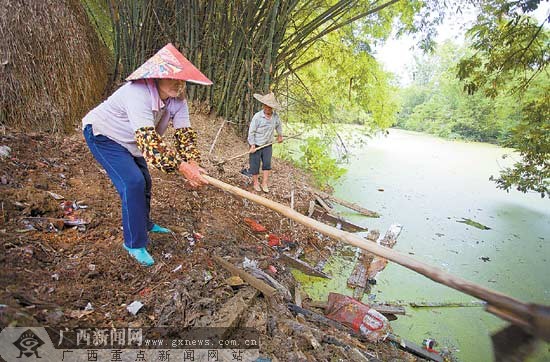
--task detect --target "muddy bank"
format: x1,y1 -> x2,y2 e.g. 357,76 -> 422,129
0,111 -> 423,361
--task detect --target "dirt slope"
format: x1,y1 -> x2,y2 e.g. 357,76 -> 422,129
0,110 -> 415,361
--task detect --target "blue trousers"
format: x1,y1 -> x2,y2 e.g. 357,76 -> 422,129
83,125 -> 153,248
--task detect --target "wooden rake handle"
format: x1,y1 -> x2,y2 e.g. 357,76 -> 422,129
202,174 -> 550,341
215,133 -> 303,166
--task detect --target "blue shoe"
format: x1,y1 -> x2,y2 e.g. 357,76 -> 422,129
123,245 -> 154,266
149,224 -> 171,234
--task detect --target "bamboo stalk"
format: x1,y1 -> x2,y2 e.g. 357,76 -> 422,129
209,119 -> 227,155
312,188 -> 379,218
101,0 -> 411,129
203,175 -> 550,340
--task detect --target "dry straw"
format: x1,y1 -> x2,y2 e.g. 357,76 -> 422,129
0,0 -> 110,133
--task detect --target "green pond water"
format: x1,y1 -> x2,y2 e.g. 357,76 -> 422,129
277,127 -> 549,361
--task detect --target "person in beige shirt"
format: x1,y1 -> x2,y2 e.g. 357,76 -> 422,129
247,92 -> 283,193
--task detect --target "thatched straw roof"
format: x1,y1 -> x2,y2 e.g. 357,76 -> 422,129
0,0 -> 110,133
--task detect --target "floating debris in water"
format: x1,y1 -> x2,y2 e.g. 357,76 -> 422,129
457,218 -> 491,230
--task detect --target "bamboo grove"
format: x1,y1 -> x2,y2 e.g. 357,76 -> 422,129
91,0 -> 407,132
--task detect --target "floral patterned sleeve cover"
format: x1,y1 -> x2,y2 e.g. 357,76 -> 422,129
174,127 -> 201,164
135,127 -> 201,173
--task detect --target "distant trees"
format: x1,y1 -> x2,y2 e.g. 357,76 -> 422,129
397,1 -> 549,197
457,0 -> 549,197
397,41 -> 521,144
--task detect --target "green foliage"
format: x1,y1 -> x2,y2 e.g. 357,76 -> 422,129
81,0 -> 113,51
457,2 -> 548,96
490,96 -> 550,197
455,1 -> 549,196
397,41 -> 522,143
285,29 -> 398,133
296,137 -> 347,187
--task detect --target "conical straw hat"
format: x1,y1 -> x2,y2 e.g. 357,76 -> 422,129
253,92 -> 281,110
126,43 -> 213,85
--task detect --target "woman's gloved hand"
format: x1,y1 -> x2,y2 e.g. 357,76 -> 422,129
178,160 -> 209,188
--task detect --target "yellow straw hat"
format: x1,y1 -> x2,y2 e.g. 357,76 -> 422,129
253,92 -> 281,110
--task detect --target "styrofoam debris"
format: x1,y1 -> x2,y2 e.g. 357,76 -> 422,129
127,301 -> 144,316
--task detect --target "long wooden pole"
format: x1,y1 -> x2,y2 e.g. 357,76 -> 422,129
203,175 -> 550,341
216,142 -> 274,166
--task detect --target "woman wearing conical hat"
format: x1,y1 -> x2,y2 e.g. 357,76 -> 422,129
247,92 -> 284,193
82,43 -> 211,266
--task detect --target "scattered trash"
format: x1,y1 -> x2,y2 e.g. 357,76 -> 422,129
457,218 -> 491,230
280,235 -> 297,249
75,201 -> 88,209
47,191 -> 65,200
68,309 -> 93,319
64,218 -> 88,226
17,220 -> 37,233
51,273 -> 59,281
377,188 -> 384,192
267,234 -> 281,247
46,222 -> 61,233
172,265 -> 183,273
367,257 -> 389,279
480,256 -> 491,262
127,301 -> 144,316
422,338 -> 438,353
22,246 -> 33,257
325,292 -> 391,343
267,265 -> 277,274
60,200 -> 88,216
242,257 -> 258,270
243,259 -> 291,299
279,253 -> 331,279
138,288 -> 152,297
163,252 -> 173,259
87,264 -> 96,271
0,145 -> 11,159
20,217 -> 88,232
203,270 -> 213,284
226,276 -> 245,288
182,232 -> 201,246
61,200 -> 74,215
244,218 -> 267,232
84,302 -> 93,311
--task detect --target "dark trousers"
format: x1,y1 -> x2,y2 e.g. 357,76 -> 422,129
83,125 -> 153,248
249,145 -> 273,175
